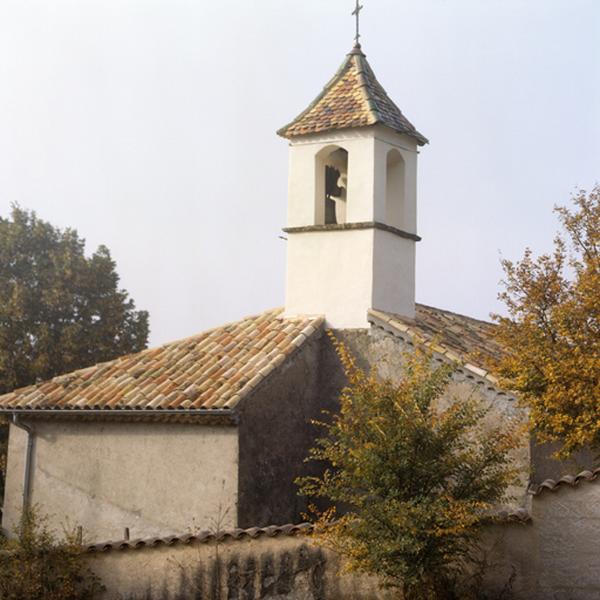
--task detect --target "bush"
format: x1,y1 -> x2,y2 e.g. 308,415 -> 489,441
297,338 -> 520,600
0,509 -> 103,600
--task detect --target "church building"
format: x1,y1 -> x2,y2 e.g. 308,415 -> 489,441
0,40 -> 529,543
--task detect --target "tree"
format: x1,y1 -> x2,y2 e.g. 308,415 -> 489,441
0,508 -> 103,600
492,186 -> 600,457
0,205 -> 149,394
0,205 -> 149,500
297,338 -> 518,600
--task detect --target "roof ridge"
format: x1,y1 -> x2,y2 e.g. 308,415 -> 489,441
278,47 -> 427,143
0,310 -> 325,412
353,53 -> 383,124
416,303 -> 496,328
367,306 -> 505,389
276,51 -> 355,138
0,308 -> 284,402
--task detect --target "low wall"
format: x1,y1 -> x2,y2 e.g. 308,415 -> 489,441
86,525 -> 394,600
528,471 -> 600,600
84,475 -> 600,600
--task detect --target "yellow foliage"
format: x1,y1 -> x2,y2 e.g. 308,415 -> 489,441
298,336 -> 520,600
492,186 -> 600,457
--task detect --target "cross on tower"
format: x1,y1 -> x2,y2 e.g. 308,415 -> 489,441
352,0 -> 364,46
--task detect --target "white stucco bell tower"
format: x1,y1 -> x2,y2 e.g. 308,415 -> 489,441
278,44 -> 428,329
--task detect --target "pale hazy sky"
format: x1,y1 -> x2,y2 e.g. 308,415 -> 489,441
0,0 -> 598,346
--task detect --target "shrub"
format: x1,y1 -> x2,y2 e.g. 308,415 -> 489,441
297,338 -> 520,600
0,508 -> 103,600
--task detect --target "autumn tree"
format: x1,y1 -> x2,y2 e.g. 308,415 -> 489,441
0,205 -> 149,394
297,339 -> 518,600
493,186 -> 600,457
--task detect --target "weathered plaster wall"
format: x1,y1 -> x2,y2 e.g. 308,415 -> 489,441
530,439 -> 597,484
237,333 -> 330,528
477,480 -> 600,599
86,533 -> 395,600
530,482 -> 600,600
84,480 -> 600,600
320,327 -> 531,504
3,420 -> 238,540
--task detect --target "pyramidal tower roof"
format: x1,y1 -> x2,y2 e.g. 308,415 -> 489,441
278,44 -> 428,145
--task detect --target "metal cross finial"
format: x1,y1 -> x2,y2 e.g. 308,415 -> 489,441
352,0 -> 364,46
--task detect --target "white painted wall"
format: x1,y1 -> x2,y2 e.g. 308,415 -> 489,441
284,228 -> 375,328
285,126 -> 420,327
3,420 -> 239,541
372,228 -> 416,318
284,228 -> 416,328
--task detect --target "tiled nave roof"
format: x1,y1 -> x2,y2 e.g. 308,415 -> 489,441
0,303 -> 503,414
278,44 -> 428,144
369,304 -> 505,386
0,309 -> 324,413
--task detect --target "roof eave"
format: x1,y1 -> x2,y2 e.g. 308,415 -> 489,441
0,407 -> 239,425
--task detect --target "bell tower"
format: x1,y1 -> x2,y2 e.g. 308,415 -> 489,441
278,42 -> 427,328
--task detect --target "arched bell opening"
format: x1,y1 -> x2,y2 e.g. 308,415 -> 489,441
315,145 -> 349,225
385,149 -> 406,230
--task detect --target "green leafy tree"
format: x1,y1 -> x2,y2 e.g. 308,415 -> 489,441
298,337 -> 519,600
492,186 -> 600,457
0,508 -> 103,600
0,205 -> 149,499
0,205 -> 149,394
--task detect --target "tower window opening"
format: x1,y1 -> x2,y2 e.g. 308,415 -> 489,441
325,166 -> 342,224
315,146 -> 348,225
385,149 -> 405,230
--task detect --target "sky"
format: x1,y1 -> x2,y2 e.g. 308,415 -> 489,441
0,0 -> 598,346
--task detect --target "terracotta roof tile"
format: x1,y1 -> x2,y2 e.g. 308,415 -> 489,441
85,523 -> 315,554
369,303 -> 505,386
0,309 -> 324,413
528,467 -> 600,496
83,507 -> 530,554
278,45 -> 427,145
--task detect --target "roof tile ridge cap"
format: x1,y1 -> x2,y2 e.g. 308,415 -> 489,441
299,315 -> 326,337
492,506 -> 532,523
225,317 -> 323,409
353,53 -> 384,124
193,307 -> 282,335
529,466 -> 600,496
368,309 -> 502,387
416,302 -> 497,328
349,53 -> 429,145
355,55 -> 417,131
368,309 -> 423,340
84,523 -> 314,553
0,308 -> 284,402
277,54 -> 354,137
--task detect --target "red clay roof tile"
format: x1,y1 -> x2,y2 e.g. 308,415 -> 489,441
278,45 -> 427,144
0,309 -> 324,413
